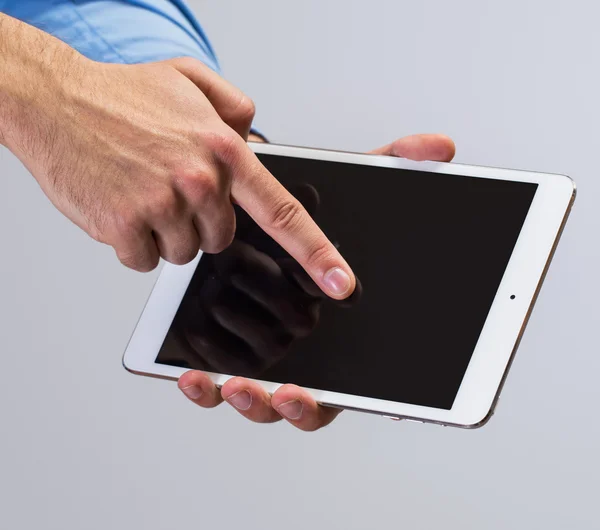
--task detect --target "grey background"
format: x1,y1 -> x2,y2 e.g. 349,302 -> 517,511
1,0 -> 598,528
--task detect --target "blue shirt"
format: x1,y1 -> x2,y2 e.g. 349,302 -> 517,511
0,0 -> 220,71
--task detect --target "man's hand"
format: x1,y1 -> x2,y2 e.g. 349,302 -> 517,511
0,14 -> 354,299
178,133 -> 456,431
0,14 -> 456,431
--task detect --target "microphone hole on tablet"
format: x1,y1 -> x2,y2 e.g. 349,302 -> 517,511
510,295 -> 516,300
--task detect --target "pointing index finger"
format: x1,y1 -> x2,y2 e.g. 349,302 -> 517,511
230,149 -> 356,300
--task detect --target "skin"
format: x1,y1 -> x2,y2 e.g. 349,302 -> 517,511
0,13 -> 455,431
179,135 -> 456,431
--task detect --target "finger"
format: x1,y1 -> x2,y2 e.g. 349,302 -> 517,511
167,57 -> 255,140
371,134 -> 456,162
221,377 -> 282,423
275,255 -> 363,308
178,370 -> 224,408
238,182 -> 322,266
193,198 -> 236,254
271,384 -> 342,431
229,149 -> 356,301
242,182 -> 321,261
152,218 -> 201,265
112,224 -> 160,272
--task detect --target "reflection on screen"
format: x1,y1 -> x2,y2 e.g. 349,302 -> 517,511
156,154 -> 537,410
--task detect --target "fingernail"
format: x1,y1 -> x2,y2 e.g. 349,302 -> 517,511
227,390 -> 252,411
323,267 -> 352,297
181,385 -> 203,400
278,400 -> 304,420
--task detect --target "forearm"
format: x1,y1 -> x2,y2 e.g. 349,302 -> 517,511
0,13 -> 80,153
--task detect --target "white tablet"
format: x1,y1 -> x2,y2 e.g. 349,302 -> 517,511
123,143 -> 575,428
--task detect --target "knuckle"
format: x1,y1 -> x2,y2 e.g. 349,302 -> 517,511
201,130 -> 240,163
206,235 -> 233,255
203,220 -> 235,254
110,207 -> 143,239
117,253 -> 139,270
235,94 -> 256,123
142,255 -> 160,272
117,249 -> 153,272
168,244 -> 200,265
267,199 -> 303,233
304,240 -> 333,270
178,168 -> 219,205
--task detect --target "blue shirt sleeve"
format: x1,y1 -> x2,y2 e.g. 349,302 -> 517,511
0,0 -> 221,70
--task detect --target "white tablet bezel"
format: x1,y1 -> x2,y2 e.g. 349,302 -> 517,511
123,143 -> 575,428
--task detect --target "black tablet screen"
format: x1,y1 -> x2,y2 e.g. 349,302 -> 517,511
155,153 -> 537,410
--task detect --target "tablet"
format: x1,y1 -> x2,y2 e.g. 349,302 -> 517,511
123,142 -> 575,428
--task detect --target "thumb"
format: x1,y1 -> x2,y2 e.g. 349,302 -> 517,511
166,57 -> 256,140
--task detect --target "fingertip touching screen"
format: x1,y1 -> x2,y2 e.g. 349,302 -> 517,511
156,154 -> 538,410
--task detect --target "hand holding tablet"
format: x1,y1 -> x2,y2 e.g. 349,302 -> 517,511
124,137 -> 574,430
